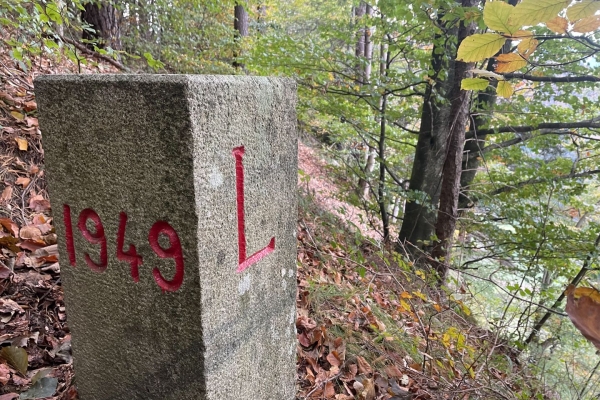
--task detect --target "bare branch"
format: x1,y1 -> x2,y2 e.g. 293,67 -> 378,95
503,73 -> 600,83
469,118 -> 600,138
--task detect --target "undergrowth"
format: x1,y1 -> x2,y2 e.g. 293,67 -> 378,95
295,173 -> 551,399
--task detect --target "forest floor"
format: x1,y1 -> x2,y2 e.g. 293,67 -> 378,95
0,48 -> 544,400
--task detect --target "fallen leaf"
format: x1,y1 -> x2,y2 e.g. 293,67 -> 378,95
19,225 -> 42,241
10,111 -> 24,120
327,351 -> 341,367
25,117 -> 38,127
18,377 -> 58,399
384,364 -> 403,378
1,186 -> 13,203
0,218 -> 19,237
23,100 -> 37,112
28,195 -> 51,212
356,356 -> 372,375
0,346 -> 28,374
0,394 -> 19,400
0,261 -> 12,279
15,137 -> 28,151
0,363 -> 9,385
15,177 -> 30,188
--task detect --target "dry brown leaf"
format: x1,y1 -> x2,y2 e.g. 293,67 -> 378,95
0,261 -> 12,279
566,285 -> 600,350
327,351 -> 341,367
0,218 -> 19,237
15,177 -> 30,188
356,356 -> 372,375
384,364 -> 403,378
19,225 -> 42,241
28,195 -> 51,212
23,100 -> 37,112
1,186 -> 13,203
356,378 -> 375,400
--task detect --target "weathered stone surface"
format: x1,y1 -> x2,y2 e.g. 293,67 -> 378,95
35,75 -> 297,400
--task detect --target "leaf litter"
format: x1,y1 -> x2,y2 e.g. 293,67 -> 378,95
0,42 -> 118,400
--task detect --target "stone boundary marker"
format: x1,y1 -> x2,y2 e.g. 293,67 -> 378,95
35,75 -> 297,400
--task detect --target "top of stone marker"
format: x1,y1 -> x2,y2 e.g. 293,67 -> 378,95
34,74 -> 296,87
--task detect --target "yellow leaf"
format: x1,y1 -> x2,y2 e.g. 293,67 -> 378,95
510,30 -> 534,39
572,15 -> 600,33
433,303 -> 442,312
468,366 -> 475,379
457,33 -> 506,62
400,291 -> 413,299
442,333 -> 451,348
518,38 -> 539,59
15,137 -> 28,151
546,16 -> 569,33
495,53 -> 527,73
400,300 -> 412,312
10,111 -> 24,120
497,81 -> 514,98
412,291 -> 427,301
461,78 -> 490,91
415,270 -> 425,280
509,0 -> 570,27
483,1 -> 519,34
567,0 -> 600,22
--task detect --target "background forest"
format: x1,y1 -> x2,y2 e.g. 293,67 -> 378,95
1,0 -> 600,399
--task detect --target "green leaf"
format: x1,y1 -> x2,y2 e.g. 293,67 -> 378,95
509,0 -> 570,27
457,33 -> 506,62
46,3 -> 63,25
143,52 -> 165,70
483,1 -> 519,34
567,0 -> 600,22
0,346 -> 28,374
461,78 -> 490,91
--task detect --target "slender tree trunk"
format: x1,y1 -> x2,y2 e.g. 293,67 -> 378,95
233,1 -> 249,69
430,0 -> 479,282
363,4 -> 374,84
354,2 -> 366,82
355,3 -> 375,198
81,1 -> 121,50
377,45 -> 391,242
459,0 -> 518,210
358,148 -> 376,198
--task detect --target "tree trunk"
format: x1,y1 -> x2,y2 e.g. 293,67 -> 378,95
355,3 -> 375,198
430,0 -> 479,282
81,2 -> 121,50
458,0 -> 518,210
397,20 -> 459,250
358,147 -> 376,198
233,2 -> 249,69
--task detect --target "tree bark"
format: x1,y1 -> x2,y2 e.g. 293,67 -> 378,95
397,17 -> 459,249
81,1 -> 121,50
233,1 -> 249,69
430,0 -> 479,281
